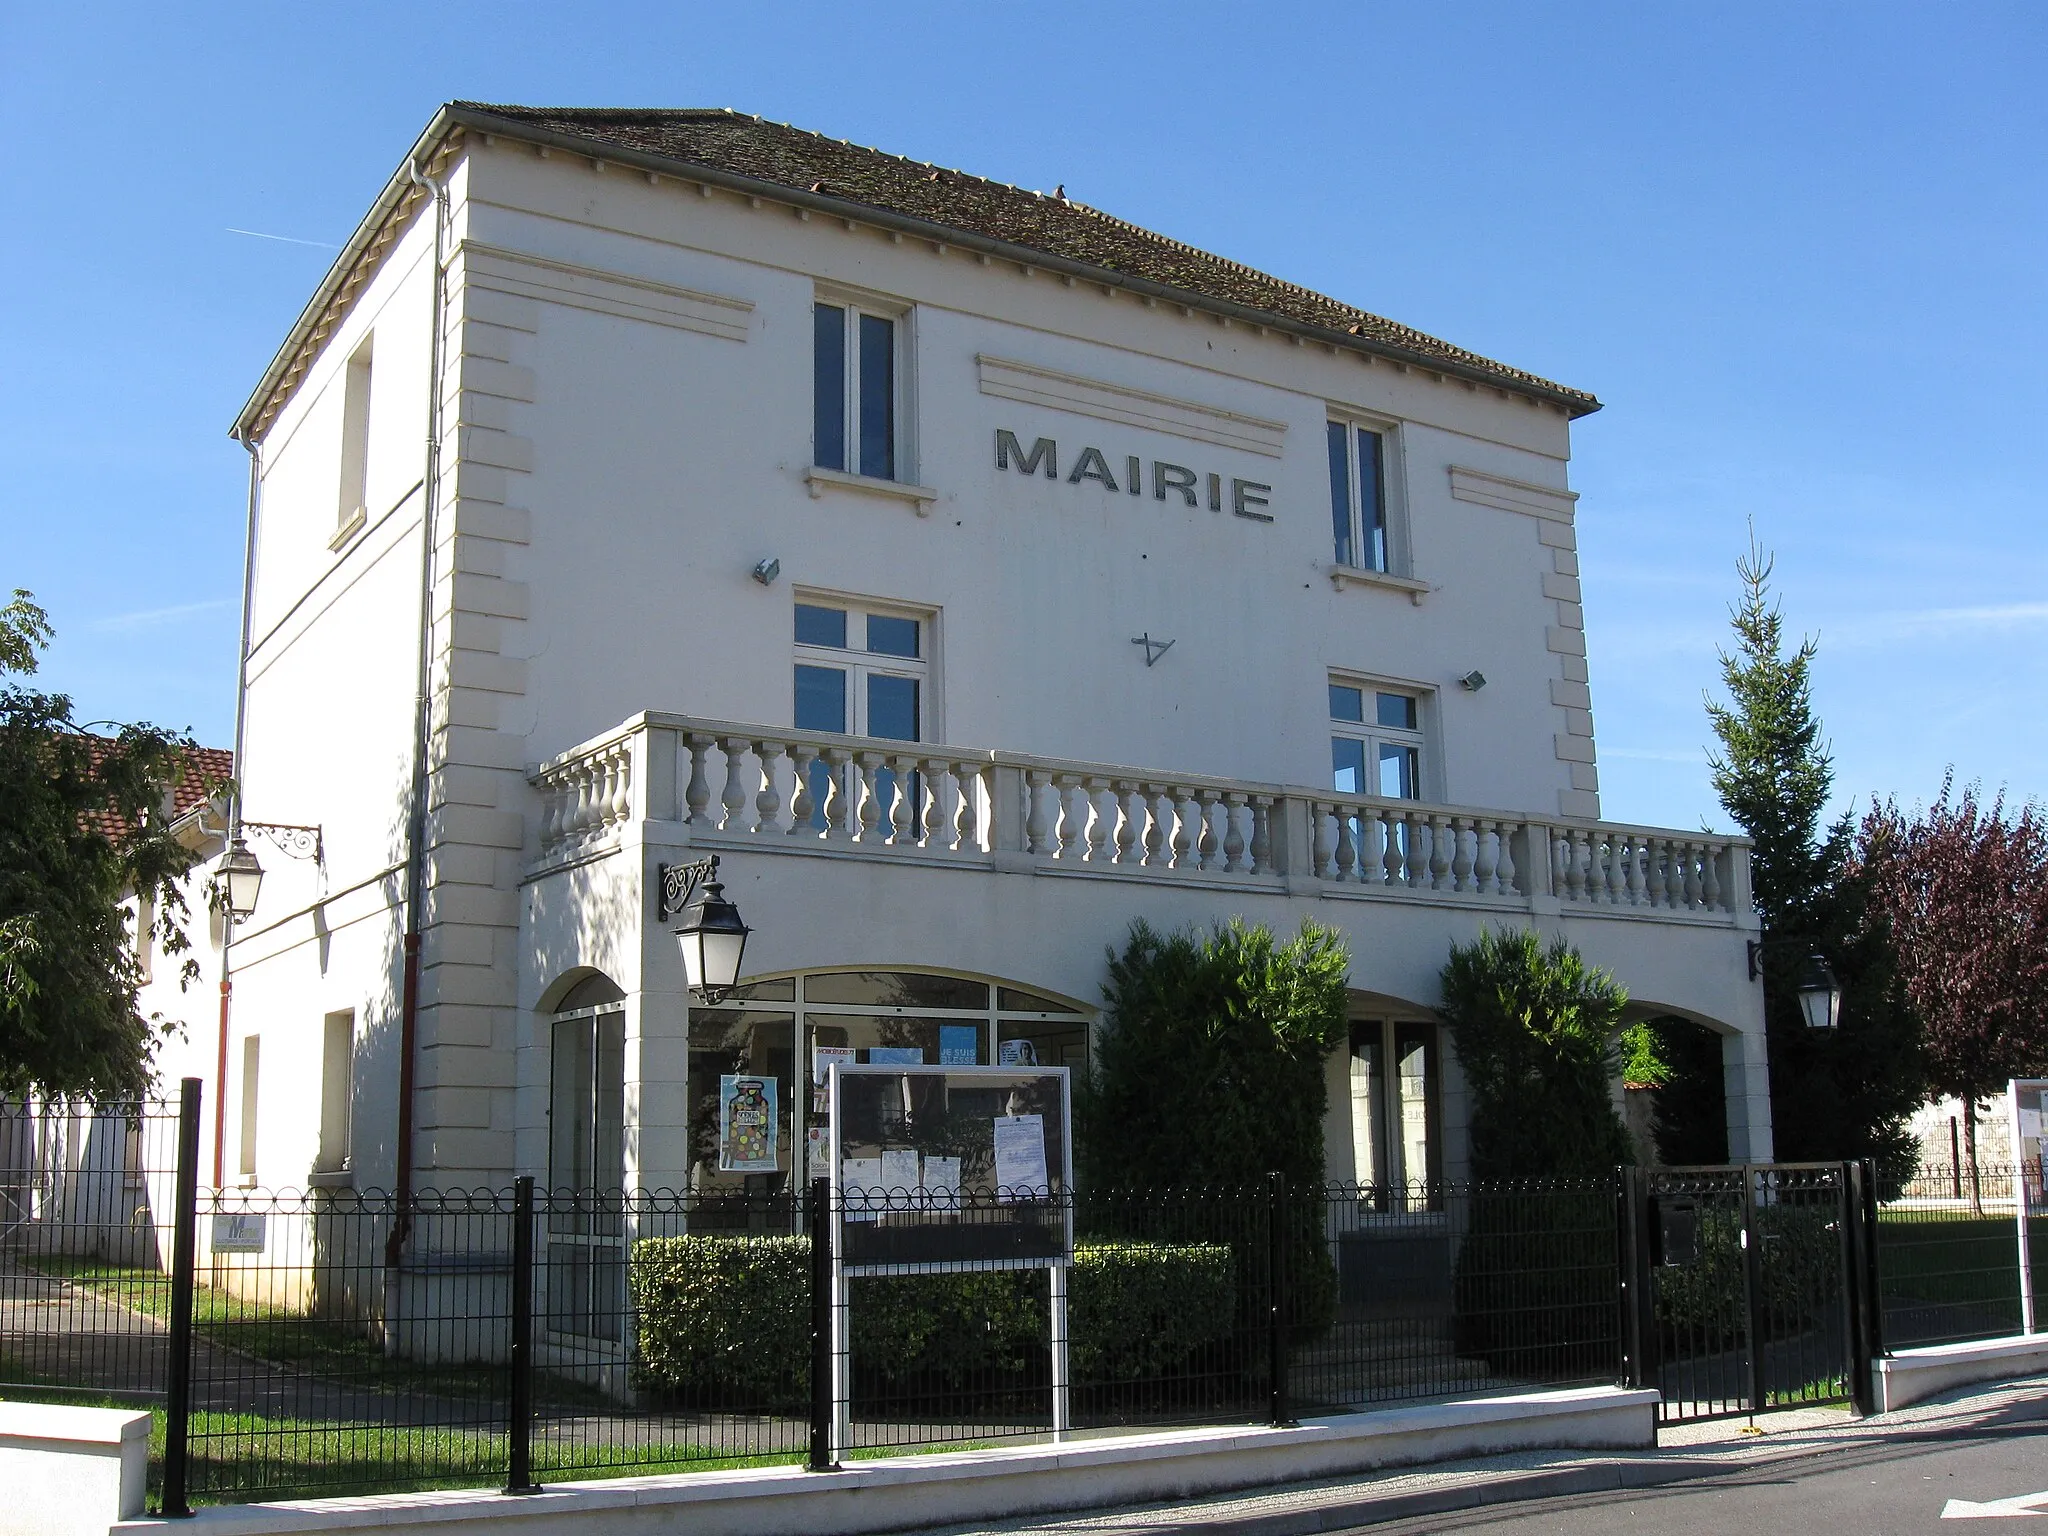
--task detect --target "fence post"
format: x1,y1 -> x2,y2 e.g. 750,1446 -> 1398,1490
1740,1164 -> 1766,1414
505,1175 -> 539,1492
1266,1171 -> 1293,1428
808,1177 -> 836,1470
1616,1167 -> 1641,1389
159,1077 -> 201,1518
1838,1161 -> 1875,1416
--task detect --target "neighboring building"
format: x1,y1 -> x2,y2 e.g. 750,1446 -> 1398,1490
213,103 -> 1771,1264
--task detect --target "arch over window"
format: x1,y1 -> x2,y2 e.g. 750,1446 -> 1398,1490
552,971 -> 625,1014
685,968 -> 1092,1205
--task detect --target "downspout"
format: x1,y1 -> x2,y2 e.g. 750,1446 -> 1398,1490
386,151 -> 449,1266
219,434 -> 262,1187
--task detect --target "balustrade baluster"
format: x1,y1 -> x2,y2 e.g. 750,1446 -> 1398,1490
1249,797 -> 1273,874
1312,802 -> 1337,880
1171,790 -> 1197,869
1083,780 -> 1111,863
1332,805 -> 1357,883
1222,794 -> 1247,873
788,744 -> 817,835
822,748 -> 851,840
683,736 -> 714,828
886,753 -> 916,844
1450,817 -> 1474,891
1645,838 -> 1668,906
1700,843 -> 1722,910
921,758 -> 948,848
1142,786 -> 1168,867
1113,783 -> 1141,865
1019,768 -> 1048,855
1428,814 -> 1453,890
854,754 -> 884,842
1496,822 -> 1519,895
1053,775 -> 1083,860
1681,842 -> 1704,908
954,761 -> 981,851
753,743 -> 784,834
1194,789 -> 1220,869
717,738 -> 749,832
1472,821 -> 1497,894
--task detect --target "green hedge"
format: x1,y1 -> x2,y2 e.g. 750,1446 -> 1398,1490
1653,1202 -> 1841,1338
630,1236 -> 1235,1408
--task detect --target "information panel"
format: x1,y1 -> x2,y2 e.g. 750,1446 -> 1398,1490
2011,1078 -> 2048,1334
827,1064 -> 1072,1274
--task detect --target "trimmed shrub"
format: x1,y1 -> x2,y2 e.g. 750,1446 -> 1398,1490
630,1235 -> 1235,1407
629,1234 -> 808,1409
1653,1201 -> 1841,1340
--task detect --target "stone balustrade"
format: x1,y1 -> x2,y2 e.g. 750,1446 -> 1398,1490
530,715 -> 1751,923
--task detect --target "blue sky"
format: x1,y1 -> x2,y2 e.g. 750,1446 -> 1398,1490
2,3 -> 2041,834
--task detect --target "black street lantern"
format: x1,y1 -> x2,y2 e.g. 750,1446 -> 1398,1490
661,856 -> 751,1001
1794,951 -> 1843,1032
218,836 -> 265,923
1747,939 -> 1843,1031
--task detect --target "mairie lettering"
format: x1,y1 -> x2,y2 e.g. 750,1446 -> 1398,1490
994,429 -> 1272,522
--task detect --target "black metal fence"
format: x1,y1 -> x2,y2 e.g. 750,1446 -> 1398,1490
6,1084 -> 2043,1511
1874,1165 -> 2046,1349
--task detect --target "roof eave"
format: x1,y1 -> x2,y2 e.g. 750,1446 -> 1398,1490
444,106 -> 1601,419
229,107 -> 464,443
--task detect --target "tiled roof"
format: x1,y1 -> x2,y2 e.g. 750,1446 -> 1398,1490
76,738 -> 233,843
451,104 -> 1599,415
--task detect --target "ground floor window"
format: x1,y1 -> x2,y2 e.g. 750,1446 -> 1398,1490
686,970 -> 1088,1216
1348,1017 -> 1442,1207
547,974 -> 625,1340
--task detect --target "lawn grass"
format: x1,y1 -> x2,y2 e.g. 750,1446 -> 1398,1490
22,1256 -> 608,1406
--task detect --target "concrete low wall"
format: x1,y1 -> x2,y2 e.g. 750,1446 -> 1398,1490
0,1402 -> 152,1536
1874,1333 -> 2048,1414
110,1386 -> 1656,1536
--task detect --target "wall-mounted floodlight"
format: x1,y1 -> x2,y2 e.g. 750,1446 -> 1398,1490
752,557 -> 782,586
1458,670 -> 1488,692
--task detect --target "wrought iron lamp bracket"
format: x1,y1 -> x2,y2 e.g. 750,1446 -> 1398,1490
657,856 -> 720,922
241,821 -> 324,866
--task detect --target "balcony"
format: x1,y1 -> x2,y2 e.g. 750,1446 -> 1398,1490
528,714 -> 1752,926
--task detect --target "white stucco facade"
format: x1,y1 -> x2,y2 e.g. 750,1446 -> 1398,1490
210,107 -> 1771,1211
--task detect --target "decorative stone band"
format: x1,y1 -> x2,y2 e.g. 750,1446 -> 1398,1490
530,715 -> 1750,921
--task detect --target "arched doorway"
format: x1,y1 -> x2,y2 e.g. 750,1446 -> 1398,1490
546,970 -> 625,1340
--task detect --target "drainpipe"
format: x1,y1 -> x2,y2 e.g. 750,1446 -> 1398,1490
218,434 -> 262,1187
386,150 -> 449,1267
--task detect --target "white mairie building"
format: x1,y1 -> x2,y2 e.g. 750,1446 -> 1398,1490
217,103 -> 1770,1286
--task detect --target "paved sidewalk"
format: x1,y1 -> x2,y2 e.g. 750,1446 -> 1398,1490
925,1375 -> 2048,1535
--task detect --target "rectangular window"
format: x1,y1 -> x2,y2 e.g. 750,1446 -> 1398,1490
1348,1018 -> 1441,1207
794,597 -> 930,830
1331,681 -> 1427,801
237,1034 -> 261,1182
813,299 -> 903,480
338,335 -> 373,534
316,1010 -> 355,1175
1327,419 -> 1389,572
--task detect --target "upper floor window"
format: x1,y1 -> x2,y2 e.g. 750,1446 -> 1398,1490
814,300 -> 902,481
337,335 -> 373,539
1331,681 -> 1426,801
794,599 -> 927,742
1327,419 -> 1388,572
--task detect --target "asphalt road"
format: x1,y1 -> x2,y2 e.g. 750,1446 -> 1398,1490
1359,1405 -> 2048,1534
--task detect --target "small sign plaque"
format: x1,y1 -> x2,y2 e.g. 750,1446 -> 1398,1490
211,1212 -> 266,1253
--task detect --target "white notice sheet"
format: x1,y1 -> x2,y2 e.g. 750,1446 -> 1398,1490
922,1155 -> 961,1209
993,1113 -> 1048,1194
879,1148 -> 921,1196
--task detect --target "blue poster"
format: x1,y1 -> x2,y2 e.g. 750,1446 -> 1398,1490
938,1024 -> 980,1065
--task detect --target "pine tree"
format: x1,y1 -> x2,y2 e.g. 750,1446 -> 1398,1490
1702,537 -> 1920,1172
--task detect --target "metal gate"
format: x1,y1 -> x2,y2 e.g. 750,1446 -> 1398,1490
1620,1162 -> 1880,1425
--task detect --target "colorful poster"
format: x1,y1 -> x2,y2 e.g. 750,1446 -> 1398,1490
938,1024 -> 980,1065
993,1112 -> 1049,1194
718,1075 -> 779,1172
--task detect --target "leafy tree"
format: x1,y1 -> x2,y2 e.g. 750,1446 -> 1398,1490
1438,926 -> 1635,1178
1,590 -> 217,1100
1859,778 -> 2048,1195
1081,917 -> 1350,1193
1704,538 -> 1920,1172
1080,918 -> 1350,1345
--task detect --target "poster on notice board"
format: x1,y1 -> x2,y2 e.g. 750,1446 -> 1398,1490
718,1075 -> 779,1172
